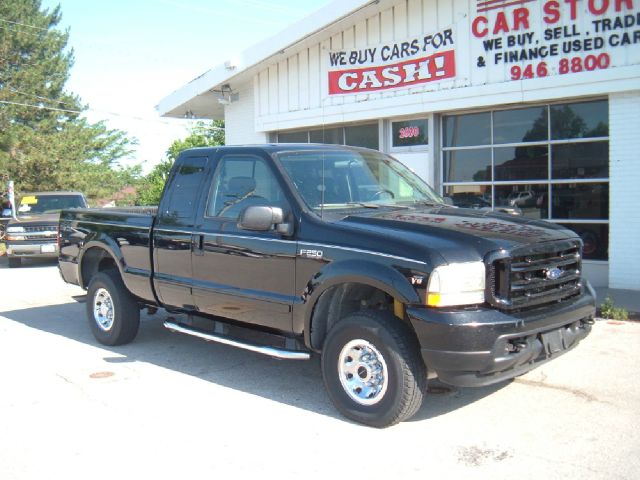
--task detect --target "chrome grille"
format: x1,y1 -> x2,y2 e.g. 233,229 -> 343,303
487,240 -> 582,311
24,225 -> 58,240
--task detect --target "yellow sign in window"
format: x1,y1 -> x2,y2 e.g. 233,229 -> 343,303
21,196 -> 38,205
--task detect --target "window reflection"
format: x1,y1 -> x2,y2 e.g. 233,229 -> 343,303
551,183 -> 609,219
345,124 -> 379,149
551,100 -> 608,139
278,131 -> 308,143
552,142 -> 608,179
494,145 -> 548,181
559,223 -> 608,260
495,184 -> 548,219
310,128 -> 343,144
443,149 -> 491,182
443,112 -> 491,147
444,186 -> 492,209
493,106 -> 548,144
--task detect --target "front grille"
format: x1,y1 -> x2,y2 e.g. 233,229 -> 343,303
487,240 -> 582,311
23,225 -> 58,240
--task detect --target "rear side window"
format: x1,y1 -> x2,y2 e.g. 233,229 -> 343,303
162,156 -> 208,221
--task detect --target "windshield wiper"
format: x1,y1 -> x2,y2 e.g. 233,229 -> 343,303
411,200 -> 444,207
347,202 -> 380,209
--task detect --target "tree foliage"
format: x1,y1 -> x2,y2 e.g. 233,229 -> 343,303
0,0 -> 139,203
135,120 -> 224,205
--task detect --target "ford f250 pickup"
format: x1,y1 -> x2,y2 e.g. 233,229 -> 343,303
59,145 -> 595,427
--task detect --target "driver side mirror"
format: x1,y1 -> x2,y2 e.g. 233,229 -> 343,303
238,206 -> 293,236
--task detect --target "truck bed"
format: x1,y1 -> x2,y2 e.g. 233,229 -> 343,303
58,206 -> 157,303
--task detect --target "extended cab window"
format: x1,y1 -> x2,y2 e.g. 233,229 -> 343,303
207,155 -> 287,219
163,156 -> 207,220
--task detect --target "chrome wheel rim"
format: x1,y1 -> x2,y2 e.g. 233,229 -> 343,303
338,339 -> 389,406
93,288 -> 115,331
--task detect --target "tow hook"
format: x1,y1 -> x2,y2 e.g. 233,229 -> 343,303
507,340 -> 528,353
583,318 -> 595,326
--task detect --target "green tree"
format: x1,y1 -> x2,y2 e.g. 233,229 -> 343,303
0,0 -> 139,203
136,120 -> 224,205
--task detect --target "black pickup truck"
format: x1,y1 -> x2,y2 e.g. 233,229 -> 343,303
59,145 -> 595,427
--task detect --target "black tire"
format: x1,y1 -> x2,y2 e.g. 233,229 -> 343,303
321,310 -> 427,428
8,257 -> 21,268
86,269 -> 140,346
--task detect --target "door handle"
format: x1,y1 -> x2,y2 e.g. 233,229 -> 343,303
192,234 -> 205,256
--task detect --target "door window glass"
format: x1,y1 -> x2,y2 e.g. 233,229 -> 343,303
207,155 -> 287,219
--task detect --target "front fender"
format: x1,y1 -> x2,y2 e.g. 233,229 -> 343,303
298,259 -> 422,348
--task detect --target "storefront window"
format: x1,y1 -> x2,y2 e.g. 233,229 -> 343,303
494,145 -> 548,181
442,99 -> 609,260
443,149 -> 491,182
551,142 -> 608,179
310,127 -> 343,144
443,112 -> 490,147
278,131 -> 308,143
277,123 -> 379,149
495,184 -> 548,219
344,124 -> 379,149
493,106 -> 548,144
550,100 -> 608,139
391,119 -> 428,148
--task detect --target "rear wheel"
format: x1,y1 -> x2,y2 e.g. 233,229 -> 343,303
8,257 -> 21,268
321,310 -> 427,428
86,269 -> 140,346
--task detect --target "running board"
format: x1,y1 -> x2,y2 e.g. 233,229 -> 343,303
163,321 -> 311,360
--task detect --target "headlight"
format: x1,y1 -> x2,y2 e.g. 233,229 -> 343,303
7,226 -> 25,233
426,262 -> 486,307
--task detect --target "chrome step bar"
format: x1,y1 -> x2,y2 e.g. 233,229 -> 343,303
163,321 -> 311,360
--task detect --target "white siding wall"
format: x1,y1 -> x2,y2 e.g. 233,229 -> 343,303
224,81 -> 268,145
252,0 -> 639,133
256,0 -> 451,128
609,91 -> 640,290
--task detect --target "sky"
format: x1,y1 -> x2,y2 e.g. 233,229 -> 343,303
39,0 -> 332,173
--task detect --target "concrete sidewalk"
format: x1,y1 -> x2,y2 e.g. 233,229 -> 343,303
595,287 -> 640,316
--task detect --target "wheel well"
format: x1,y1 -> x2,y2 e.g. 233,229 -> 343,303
80,247 -> 118,288
309,282 -> 405,350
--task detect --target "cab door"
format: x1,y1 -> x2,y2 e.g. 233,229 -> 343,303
154,154 -> 212,309
191,149 -> 297,332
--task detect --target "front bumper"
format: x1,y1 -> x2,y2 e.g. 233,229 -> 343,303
6,241 -> 58,258
407,285 -> 596,387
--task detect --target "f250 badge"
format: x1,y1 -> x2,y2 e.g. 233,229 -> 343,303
299,249 -> 323,259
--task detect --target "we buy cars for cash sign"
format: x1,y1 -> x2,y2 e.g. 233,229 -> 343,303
327,28 -> 457,95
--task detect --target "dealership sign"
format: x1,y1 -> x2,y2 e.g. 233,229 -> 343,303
327,28 -> 457,95
326,0 -> 639,96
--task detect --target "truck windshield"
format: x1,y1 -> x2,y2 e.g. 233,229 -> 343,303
276,149 -> 443,211
18,194 -> 86,215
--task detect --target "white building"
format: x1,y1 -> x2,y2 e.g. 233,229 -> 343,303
158,0 -> 640,290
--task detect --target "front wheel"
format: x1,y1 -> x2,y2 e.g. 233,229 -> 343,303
86,269 -> 140,346
321,311 -> 427,428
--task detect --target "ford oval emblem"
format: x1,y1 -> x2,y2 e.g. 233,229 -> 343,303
545,267 -> 562,280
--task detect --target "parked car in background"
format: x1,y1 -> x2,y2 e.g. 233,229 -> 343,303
508,190 -> 536,208
5,192 -> 87,268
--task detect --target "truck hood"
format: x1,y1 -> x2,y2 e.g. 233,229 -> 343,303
337,206 -> 578,264
8,213 -> 60,227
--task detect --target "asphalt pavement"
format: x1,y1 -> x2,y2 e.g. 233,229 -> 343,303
0,256 -> 639,479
